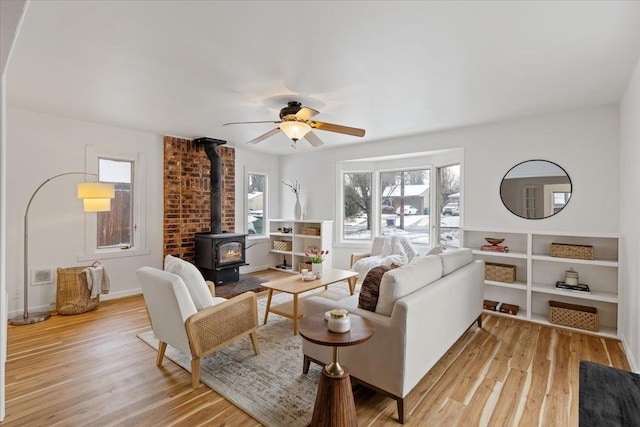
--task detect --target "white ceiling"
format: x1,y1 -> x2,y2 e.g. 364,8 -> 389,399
7,1 -> 640,155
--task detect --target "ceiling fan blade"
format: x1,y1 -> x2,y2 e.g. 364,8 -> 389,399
224,120 -> 281,126
246,128 -> 281,144
295,107 -> 319,121
309,121 -> 366,137
304,131 -> 324,148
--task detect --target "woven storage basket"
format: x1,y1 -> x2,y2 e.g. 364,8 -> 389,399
273,240 -> 292,251
56,263 -> 100,315
550,243 -> 594,260
485,262 -> 517,283
548,300 -> 599,332
299,262 -> 312,272
301,227 -> 321,236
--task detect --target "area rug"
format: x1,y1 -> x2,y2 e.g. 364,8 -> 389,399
214,274 -> 268,298
137,282 -> 352,427
579,360 -> 640,426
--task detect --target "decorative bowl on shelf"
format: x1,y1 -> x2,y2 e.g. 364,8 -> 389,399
485,238 -> 505,246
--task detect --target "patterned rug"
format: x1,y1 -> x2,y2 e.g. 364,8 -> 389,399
137,282 -> 352,427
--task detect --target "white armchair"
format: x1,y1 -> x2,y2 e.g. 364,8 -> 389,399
137,267 -> 260,388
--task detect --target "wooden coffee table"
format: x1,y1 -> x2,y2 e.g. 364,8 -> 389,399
262,268 -> 358,335
298,313 -> 375,426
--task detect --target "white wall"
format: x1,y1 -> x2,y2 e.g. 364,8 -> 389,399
280,105 -> 620,269
6,108 -> 164,314
235,146 -> 280,273
620,57 -> 640,372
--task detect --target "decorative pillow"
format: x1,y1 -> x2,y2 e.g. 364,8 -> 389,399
438,248 -> 473,276
164,255 -> 215,311
358,265 -> 390,312
375,255 -> 443,316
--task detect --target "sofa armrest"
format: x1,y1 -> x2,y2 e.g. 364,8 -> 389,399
206,280 -> 216,297
350,252 -> 371,268
185,292 -> 258,358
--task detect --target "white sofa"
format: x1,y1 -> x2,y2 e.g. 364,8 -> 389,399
302,248 -> 484,423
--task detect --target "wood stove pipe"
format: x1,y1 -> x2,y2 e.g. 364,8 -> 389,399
193,137 -> 227,235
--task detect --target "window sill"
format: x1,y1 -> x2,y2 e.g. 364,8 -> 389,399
247,235 -> 269,242
77,248 -> 151,262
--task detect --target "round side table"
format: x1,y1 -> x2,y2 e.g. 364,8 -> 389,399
298,312 -> 375,427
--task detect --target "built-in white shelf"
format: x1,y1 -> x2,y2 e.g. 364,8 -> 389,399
464,227 -> 621,338
268,219 -> 333,274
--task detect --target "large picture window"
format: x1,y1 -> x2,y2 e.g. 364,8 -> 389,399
380,169 -> 430,244
97,158 -> 133,249
247,173 -> 266,236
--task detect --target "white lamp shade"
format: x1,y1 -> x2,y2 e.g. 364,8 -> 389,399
280,121 -> 311,141
83,198 -> 112,212
77,182 -> 115,199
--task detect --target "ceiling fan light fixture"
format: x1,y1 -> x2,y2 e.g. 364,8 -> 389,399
280,121 -> 311,142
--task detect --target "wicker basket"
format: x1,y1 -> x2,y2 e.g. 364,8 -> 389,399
550,243 -> 594,260
548,300 -> 599,332
299,262 -> 312,272
300,227 -> 321,236
485,262 -> 517,283
56,264 -> 100,315
273,240 -> 292,251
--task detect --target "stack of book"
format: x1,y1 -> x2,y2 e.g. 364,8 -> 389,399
480,244 -> 509,253
555,281 -> 591,294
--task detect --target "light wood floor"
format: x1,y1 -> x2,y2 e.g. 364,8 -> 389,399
4,270 -> 631,426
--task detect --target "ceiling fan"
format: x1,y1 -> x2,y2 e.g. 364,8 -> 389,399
223,101 -> 366,147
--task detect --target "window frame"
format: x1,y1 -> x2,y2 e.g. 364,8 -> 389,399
97,157 -> 134,249
79,145 -> 149,261
246,171 -> 268,238
341,170 -> 375,241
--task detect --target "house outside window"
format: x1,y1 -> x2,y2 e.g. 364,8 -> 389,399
380,169 -> 430,244
438,164 -> 461,247
247,173 -> 266,236
339,153 -> 461,248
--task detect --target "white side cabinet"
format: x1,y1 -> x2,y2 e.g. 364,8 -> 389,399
268,219 -> 333,274
463,227 -> 621,338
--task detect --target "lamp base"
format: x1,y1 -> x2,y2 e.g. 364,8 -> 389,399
9,311 -> 51,325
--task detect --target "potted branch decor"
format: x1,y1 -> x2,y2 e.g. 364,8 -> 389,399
283,179 -> 302,220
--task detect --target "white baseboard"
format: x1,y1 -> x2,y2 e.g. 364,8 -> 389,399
620,334 -> 639,373
240,265 -> 268,274
7,288 -> 143,318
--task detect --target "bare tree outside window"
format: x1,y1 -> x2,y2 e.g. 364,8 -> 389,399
247,173 -> 266,235
439,164 -> 461,247
343,173 -> 372,240
380,169 -> 430,244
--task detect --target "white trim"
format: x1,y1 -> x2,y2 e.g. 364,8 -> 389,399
83,146 -> 148,259
245,169 -> 268,237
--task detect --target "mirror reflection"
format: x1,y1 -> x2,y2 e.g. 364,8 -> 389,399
500,160 -> 572,219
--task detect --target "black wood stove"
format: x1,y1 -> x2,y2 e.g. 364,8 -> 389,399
192,137 -> 247,285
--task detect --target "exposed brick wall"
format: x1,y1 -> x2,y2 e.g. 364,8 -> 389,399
163,136 -> 235,262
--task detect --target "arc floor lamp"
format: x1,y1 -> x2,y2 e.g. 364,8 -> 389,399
9,172 -> 115,326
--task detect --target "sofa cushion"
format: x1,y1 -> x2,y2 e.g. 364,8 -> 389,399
425,245 -> 445,255
164,255 -> 215,311
438,248 -> 473,276
375,255 -> 443,316
358,265 -> 391,312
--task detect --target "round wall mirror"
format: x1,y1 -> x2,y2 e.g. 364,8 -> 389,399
500,160 -> 572,219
